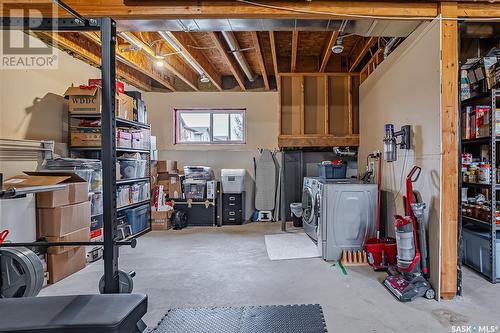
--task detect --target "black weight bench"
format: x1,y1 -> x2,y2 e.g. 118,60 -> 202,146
0,293 -> 148,333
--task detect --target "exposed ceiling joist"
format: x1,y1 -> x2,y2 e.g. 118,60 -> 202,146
122,32 -> 200,91
291,30 -> 298,72
41,31 -> 175,92
269,31 -> 279,77
349,36 -> 377,72
319,31 -> 340,72
251,32 -> 269,90
209,32 -> 246,91
168,32 -> 223,91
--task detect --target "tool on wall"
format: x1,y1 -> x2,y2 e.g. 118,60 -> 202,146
383,124 -> 411,162
383,166 -> 435,302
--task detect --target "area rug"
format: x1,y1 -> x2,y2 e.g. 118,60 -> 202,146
264,233 -> 320,260
152,304 -> 327,333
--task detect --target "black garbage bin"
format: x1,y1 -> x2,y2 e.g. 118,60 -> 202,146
290,202 -> 303,228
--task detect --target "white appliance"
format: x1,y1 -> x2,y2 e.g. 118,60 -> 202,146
302,178 -> 378,261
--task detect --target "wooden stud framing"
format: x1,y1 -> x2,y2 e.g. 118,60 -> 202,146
349,36 -> 377,72
169,32 -> 223,91
300,76 -> 305,134
291,30 -> 299,72
319,31 -> 340,73
324,75 -> 329,135
360,47 -> 384,83
279,72 -> 359,77
440,1 -> 459,300
347,75 -> 353,135
209,32 -> 246,91
251,32 -> 269,90
278,135 -> 359,147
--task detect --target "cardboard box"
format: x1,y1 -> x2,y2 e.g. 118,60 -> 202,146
65,85 -> 102,113
117,92 -> 134,120
169,174 -> 182,199
88,78 -> 124,94
46,227 -> 90,254
37,201 -> 91,237
48,246 -> 86,284
157,160 -> 177,173
158,172 -> 169,181
151,210 -> 172,230
71,129 -> 101,147
4,172 -> 89,208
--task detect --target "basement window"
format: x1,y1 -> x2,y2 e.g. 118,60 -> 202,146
174,108 -> 246,144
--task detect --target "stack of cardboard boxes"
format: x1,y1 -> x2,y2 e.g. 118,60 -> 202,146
150,160 -> 181,230
33,173 -> 90,284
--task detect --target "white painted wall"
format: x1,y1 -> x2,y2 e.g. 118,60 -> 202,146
143,91 -> 279,219
358,21 -> 442,297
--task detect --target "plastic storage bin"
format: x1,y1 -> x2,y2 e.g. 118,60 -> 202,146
318,162 -> 347,179
118,158 -> 146,179
123,204 -> 149,234
221,169 -> 246,193
183,179 -> 206,199
462,228 -> 500,279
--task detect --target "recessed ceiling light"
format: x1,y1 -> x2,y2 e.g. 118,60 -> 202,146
331,37 -> 344,54
155,60 -> 164,67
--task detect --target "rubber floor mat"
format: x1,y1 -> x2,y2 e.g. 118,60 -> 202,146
152,304 -> 327,333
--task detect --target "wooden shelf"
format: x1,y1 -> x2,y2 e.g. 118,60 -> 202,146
278,135 -> 359,148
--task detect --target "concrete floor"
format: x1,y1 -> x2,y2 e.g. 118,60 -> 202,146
40,223 -> 500,332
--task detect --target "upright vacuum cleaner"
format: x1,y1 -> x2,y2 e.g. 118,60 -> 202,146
383,166 -> 435,302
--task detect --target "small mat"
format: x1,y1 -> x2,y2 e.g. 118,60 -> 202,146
152,304 -> 327,333
264,233 -> 320,261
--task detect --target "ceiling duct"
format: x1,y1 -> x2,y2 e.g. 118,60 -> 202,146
221,31 -> 255,82
117,19 -> 421,38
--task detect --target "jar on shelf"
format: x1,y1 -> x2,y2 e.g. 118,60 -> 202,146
478,163 -> 491,184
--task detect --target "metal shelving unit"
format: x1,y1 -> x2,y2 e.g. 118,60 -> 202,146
70,112 -> 150,130
459,89 -> 499,284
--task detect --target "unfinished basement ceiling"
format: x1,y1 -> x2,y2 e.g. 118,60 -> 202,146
117,19 -> 423,37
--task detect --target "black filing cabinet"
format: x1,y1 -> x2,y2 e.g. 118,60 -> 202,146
222,193 -> 245,225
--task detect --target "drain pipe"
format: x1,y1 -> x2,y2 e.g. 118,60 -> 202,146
384,37 -> 400,59
221,31 -> 255,82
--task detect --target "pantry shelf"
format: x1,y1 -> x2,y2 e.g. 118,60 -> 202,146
70,112 -> 150,129
459,88 -> 499,284
117,199 -> 150,212
116,177 -> 150,185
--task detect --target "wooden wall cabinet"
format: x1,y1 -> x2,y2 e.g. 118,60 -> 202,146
278,73 -> 360,148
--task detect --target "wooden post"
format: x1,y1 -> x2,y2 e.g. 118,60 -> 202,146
300,76 -> 305,134
324,75 -> 329,135
347,75 -> 353,135
440,1 -> 459,300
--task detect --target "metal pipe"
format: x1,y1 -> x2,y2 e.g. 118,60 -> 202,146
158,31 -> 206,78
118,32 -> 156,58
221,31 -> 255,82
384,37 -> 400,59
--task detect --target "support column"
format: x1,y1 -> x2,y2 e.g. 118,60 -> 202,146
439,2 -> 459,300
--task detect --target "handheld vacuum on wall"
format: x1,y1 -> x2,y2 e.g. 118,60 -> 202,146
383,124 -> 411,162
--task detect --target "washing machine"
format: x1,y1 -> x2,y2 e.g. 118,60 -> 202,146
301,177 -> 321,241
317,179 -> 377,261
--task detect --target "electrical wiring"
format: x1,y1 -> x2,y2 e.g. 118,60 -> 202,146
236,0 -> 500,22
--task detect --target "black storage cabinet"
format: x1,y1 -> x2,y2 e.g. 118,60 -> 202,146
222,193 -> 245,225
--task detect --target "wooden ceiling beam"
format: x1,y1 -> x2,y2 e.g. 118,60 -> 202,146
269,31 -> 279,78
319,31 -> 340,73
291,30 -> 298,72
37,32 -> 176,92
349,36 -> 377,72
18,1 -> 439,19
250,32 -> 269,91
126,32 -> 200,91
209,32 -> 246,91
168,32 -> 223,91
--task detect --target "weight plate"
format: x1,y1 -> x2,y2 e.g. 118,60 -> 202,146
9,247 -> 39,297
0,248 -> 34,298
98,270 -> 134,294
21,248 -> 44,297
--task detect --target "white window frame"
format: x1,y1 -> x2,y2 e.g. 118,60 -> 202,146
174,108 -> 247,145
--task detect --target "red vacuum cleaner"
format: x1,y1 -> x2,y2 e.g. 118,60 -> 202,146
383,166 -> 435,301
